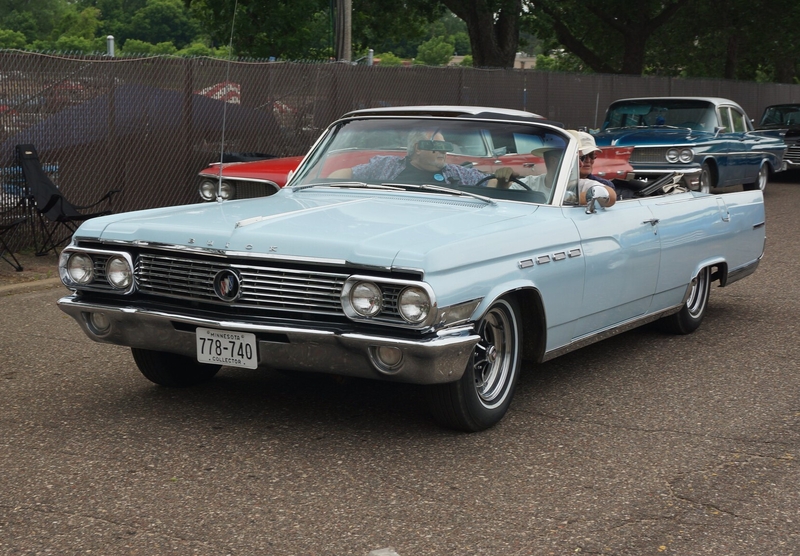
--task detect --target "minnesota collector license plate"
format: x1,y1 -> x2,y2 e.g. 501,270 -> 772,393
196,327 -> 258,369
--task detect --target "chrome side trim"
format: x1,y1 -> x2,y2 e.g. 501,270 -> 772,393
725,258 -> 760,286
542,303 -> 684,362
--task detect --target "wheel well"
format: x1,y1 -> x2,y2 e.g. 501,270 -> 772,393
509,288 -> 547,364
702,158 -> 719,184
711,261 -> 729,286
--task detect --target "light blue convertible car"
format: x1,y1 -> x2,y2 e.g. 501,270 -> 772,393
593,97 -> 786,193
57,106 -> 766,431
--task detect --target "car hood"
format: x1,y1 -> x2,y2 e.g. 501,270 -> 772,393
594,128 -> 703,146
75,189 -> 538,272
199,155 -> 304,179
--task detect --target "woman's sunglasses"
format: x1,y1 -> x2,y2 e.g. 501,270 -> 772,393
579,153 -> 597,162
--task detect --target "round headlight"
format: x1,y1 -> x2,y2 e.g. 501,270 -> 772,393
219,180 -> 235,200
679,148 -> 694,163
67,253 -> 94,284
398,286 -> 431,324
199,179 -> 216,201
666,148 -> 680,163
350,282 -> 382,317
106,256 -> 132,289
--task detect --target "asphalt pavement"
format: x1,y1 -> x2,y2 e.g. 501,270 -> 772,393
1,182 -> 798,555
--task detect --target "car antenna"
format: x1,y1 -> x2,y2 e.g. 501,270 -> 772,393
215,0 -> 240,202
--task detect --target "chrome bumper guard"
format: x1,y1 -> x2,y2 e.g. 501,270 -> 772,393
58,295 -> 478,384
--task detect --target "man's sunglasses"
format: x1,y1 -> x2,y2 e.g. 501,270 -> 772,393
579,153 -> 597,162
417,140 -> 453,152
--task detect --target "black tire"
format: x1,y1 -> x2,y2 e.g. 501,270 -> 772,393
131,348 -> 221,387
743,162 -> 768,191
660,267 -> 711,334
427,297 -> 522,432
698,162 -> 714,194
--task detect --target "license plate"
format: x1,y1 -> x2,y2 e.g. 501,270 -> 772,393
196,327 -> 258,369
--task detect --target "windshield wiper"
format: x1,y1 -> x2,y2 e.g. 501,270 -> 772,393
292,181 -> 405,192
381,182 -> 495,205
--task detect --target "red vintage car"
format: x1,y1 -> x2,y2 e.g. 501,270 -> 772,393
197,108 -> 633,201
197,155 -> 304,201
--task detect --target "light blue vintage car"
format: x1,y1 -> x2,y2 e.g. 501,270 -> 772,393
593,97 -> 786,193
57,106 -> 766,432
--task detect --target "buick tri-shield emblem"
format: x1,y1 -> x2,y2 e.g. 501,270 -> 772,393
213,269 -> 241,302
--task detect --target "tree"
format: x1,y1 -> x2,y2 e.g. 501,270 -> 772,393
415,35 -> 453,66
128,0 -> 198,48
439,0 -> 521,68
523,0 -> 688,75
0,0 -> 68,42
0,28 -> 27,48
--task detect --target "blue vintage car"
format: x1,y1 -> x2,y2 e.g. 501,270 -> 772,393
593,97 -> 786,193
756,103 -> 800,171
57,106 -> 766,432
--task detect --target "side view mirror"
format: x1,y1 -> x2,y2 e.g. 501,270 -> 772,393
585,185 -> 610,214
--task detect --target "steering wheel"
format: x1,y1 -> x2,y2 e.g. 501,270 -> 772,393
474,174 -> 533,190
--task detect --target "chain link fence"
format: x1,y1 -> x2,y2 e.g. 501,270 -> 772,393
2,50 -> 800,251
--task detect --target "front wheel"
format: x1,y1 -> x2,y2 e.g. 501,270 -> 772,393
131,348 -> 221,387
427,297 -> 522,432
743,162 -> 768,191
659,267 -> 711,334
697,162 -> 714,194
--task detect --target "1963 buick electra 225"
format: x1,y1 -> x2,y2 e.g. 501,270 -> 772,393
57,106 -> 766,431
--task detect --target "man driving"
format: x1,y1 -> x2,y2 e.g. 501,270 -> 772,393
327,129 -> 508,187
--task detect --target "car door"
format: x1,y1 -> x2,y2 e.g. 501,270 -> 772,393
566,199 -> 661,339
716,106 -> 748,185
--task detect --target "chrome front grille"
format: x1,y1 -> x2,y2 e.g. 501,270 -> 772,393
135,254 -> 408,324
785,143 -> 800,164
630,147 -> 669,164
137,254 -> 348,314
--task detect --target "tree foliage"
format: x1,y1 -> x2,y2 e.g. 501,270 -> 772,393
0,0 -> 798,83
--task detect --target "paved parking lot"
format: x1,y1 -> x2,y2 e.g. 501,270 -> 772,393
1,182 -> 798,555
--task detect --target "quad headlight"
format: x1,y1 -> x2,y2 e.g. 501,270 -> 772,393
106,255 -> 132,289
666,148 -> 694,164
198,179 -> 235,201
66,253 -> 94,284
60,248 -> 135,294
397,286 -> 431,324
341,277 -> 436,328
350,281 -> 383,317
198,179 -> 216,201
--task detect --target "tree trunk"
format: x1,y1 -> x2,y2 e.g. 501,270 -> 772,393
442,0 -> 521,68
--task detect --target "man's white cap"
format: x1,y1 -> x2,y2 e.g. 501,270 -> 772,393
568,130 -> 603,156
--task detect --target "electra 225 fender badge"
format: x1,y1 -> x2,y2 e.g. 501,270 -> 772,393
213,269 -> 242,302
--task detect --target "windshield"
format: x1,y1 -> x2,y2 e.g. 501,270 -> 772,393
290,117 -> 570,205
603,99 -> 717,131
759,105 -> 800,127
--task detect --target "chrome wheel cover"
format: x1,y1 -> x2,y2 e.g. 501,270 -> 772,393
686,267 -> 710,318
472,300 -> 518,409
699,165 -> 712,194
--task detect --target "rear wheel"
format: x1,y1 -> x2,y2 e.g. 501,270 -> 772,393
743,162 -> 768,191
427,297 -> 522,432
660,267 -> 711,334
131,348 -> 221,387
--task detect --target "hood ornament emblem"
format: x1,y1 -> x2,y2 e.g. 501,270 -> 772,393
213,269 -> 242,302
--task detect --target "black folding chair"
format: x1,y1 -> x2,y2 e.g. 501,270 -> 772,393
16,144 -> 120,256
0,207 -> 26,271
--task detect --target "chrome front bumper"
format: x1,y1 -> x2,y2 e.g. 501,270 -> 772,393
58,295 -> 478,384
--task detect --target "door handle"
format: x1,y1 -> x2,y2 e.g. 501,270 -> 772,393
642,219 -> 659,226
